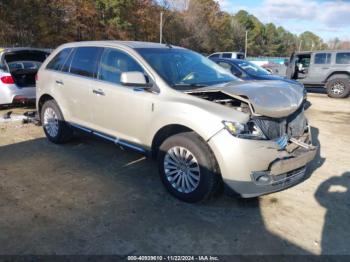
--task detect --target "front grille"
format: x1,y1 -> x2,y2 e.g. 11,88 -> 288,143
254,106 -> 307,140
254,118 -> 286,139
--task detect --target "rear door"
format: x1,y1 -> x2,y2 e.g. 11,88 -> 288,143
44,47 -> 73,119
55,46 -> 103,127
334,52 -> 350,72
307,52 -> 332,84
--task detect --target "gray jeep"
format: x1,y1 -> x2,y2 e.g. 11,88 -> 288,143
286,50 -> 350,98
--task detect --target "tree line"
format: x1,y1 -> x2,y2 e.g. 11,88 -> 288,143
0,0 -> 334,57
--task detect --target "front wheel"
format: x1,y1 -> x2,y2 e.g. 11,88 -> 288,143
41,100 -> 73,144
326,78 -> 350,98
157,132 -> 220,203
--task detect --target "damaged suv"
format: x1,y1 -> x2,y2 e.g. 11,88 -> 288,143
37,41 -> 317,202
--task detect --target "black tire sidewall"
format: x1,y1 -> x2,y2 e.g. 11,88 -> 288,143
41,100 -> 69,143
158,132 -> 218,203
326,78 -> 350,98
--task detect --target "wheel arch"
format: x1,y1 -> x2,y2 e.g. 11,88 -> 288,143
325,71 -> 350,82
151,124 -> 194,159
37,94 -> 55,117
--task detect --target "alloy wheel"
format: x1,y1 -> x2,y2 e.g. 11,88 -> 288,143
164,146 -> 200,193
43,107 -> 59,137
331,81 -> 345,95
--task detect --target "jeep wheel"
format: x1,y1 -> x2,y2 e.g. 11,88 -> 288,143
326,78 -> 350,98
41,100 -> 73,144
158,132 -> 220,203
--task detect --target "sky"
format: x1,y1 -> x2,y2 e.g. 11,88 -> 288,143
218,0 -> 350,41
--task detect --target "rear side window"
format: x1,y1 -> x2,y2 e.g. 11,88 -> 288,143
222,53 -> 232,58
61,49 -> 75,73
46,48 -> 72,71
70,47 -> 103,78
314,53 -> 331,64
237,54 -> 245,59
98,48 -> 144,85
336,53 -> 350,64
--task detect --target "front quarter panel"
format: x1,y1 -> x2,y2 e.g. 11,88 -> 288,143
145,93 -> 250,147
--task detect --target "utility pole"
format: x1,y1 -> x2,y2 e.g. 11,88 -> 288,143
298,40 -> 302,51
160,11 -> 163,44
244,30 -> 248,58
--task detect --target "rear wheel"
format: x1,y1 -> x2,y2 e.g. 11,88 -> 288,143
41,100 -> 73,143
157,132 -> 220,203
326,78 -> 350,98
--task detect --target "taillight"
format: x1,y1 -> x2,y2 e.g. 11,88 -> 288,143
0,76 -> 15,84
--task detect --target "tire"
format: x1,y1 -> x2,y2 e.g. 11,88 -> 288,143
157,132 -> 220,203
326,78 -> 350,98
41,100 -> 73,144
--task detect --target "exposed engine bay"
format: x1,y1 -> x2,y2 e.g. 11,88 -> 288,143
186,89 -> 308,141
185,90 -> 252,114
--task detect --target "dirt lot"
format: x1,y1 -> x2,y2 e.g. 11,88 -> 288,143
0,93 -> 349,255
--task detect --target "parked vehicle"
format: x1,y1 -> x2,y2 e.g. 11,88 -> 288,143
0,47 -> 51,106
286,50 -> 350,98
210,58 -> 307,99
261,62 -> 287,77
37,41 -> 316,202
208,52 -> 245,60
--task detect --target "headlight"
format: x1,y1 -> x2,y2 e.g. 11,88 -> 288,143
222,120 -> 266,140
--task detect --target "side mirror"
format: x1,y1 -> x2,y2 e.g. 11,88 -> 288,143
120,72 -> 152,88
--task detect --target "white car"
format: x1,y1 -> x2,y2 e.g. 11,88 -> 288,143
0,47 -> 50,106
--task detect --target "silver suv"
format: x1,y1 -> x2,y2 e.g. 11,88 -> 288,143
37,41 -> 317,202
286,50 -> 350,98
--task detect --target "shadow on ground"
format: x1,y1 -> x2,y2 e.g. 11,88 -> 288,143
0,127 -> 341,255
315,172 -> 350,254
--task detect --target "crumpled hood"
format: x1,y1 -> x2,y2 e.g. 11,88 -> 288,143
200,80 -> 304,118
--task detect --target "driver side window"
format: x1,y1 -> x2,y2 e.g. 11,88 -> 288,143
98,48 -> 144,85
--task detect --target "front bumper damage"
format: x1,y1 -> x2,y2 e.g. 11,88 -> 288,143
208,126 -> 317,198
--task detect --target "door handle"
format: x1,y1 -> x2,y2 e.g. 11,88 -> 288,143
92,89 -> 105,96
55,80 -> 64,85
322,67 -> 330,70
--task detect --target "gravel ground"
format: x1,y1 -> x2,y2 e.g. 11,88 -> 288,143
0,93 -> 349,255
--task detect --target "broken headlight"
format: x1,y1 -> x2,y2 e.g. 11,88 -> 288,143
222,121 -> 266,140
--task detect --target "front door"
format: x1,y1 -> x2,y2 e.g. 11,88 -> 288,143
90,47 -> 155,145
306,52 -> 332,85
286,53 -> 296,79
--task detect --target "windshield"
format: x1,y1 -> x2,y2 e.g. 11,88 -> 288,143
235,60 -> 270,76
136,48 -> 237,89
